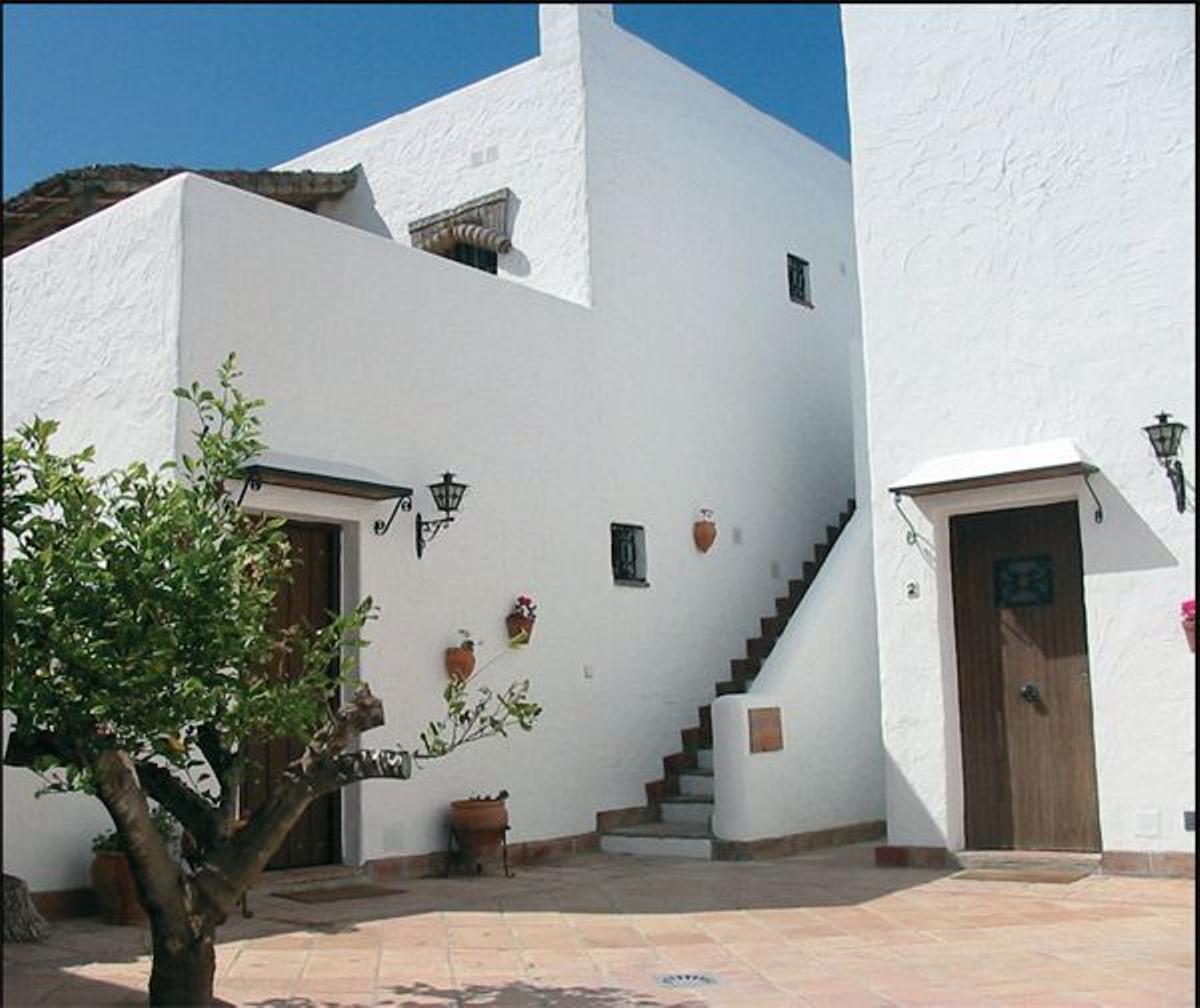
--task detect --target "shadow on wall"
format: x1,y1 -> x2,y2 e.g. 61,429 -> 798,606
501,191 -> 531,278
318,164 -> 393,239
882,750 -> 954,851
1082,473 -> 1177,575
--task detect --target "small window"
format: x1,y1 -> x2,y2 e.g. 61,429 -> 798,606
611,523 -> 647,585
787,254 -> 812,307
449,242 -> 497,275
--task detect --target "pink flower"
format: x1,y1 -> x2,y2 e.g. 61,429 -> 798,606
1182,599 -> 1196,621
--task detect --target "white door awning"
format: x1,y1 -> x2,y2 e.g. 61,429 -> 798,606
888,438 -> 1098,498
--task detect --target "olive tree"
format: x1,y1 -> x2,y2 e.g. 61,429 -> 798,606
2,355 -> 540,1006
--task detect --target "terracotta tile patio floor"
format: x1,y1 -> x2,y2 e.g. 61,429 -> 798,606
3,844 -> 1193,1007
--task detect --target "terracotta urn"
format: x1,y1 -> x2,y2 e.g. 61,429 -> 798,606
1184,617 -> 1196,654
693,517 -> 717,553
449,797 -> 509,865
444,645 -> 476,683
91,852 -> 148,926
506,614 -> 535,642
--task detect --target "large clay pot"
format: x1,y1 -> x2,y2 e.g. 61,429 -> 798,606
506,614 -> 535,642
449,798 -> 509,865
693,518 -> 717,553
444,646 -> 476,683
1184,618 -> 1196,654
91,852 -> 147,926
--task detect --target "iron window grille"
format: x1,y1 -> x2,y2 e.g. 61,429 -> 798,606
611,523 -> 647,585
787,254 -> 812,307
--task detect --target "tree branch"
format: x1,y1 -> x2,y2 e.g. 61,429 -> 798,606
134,761 -> 219,853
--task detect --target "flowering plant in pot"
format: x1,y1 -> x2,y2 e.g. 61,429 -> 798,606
91,808 -> 175,926
1182,599 -> 1195,653
506,595 -> 537,645
445,629 -> 480,683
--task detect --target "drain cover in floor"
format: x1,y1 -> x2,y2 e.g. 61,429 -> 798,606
273,883 -> 405,903
657,973 -> 718,989
954,869 -> 1089,884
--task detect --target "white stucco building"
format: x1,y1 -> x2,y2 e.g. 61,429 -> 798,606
2,3 -> 1194,908
842,3 -> 1195,873
3,4 -> 874,902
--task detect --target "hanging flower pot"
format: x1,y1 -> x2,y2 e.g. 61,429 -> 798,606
505,595 -> 538,645
444,631 -> 478,683
693,508 -> 717,553
1183,599 -> 1196,653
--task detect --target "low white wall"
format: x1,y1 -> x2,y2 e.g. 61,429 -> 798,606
713,512 -> 883,841
2,178 -> 187,892
844,4 -> 1195,854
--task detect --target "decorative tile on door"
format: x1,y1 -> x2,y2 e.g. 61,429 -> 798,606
993,554 -> 1054,607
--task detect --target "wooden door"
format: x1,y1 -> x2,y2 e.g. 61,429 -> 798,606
950,502 -> 1100,851
240,521 -> 342,869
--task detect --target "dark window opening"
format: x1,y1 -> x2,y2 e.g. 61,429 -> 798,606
611,523 -> 647,585
449,242 -> 498,275
787,254 -> 812,307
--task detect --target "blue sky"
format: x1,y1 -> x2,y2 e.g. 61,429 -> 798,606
2,4 -> 849,199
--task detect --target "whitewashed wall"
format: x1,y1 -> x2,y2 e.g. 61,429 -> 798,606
713,513 -> 883,842
2,178 -> 187,891
843,4 -> 1196,854
272,6 -> 596,307
2,3 -> 861,890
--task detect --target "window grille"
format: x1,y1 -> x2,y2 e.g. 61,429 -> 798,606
610,524 -> 647,584
787,254 -> 812,306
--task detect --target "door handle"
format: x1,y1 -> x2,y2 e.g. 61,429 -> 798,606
1020,682 -> 1042,704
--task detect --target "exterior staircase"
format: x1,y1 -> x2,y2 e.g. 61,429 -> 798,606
598,499 -> 857,858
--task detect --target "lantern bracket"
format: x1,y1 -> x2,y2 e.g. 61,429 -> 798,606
416,513 -> 455,558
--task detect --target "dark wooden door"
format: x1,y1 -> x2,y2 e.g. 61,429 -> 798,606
950,502 -> 1100,851
240,521 -> 341,870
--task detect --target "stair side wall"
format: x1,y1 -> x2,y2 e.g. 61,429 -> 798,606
712,511 -> 884,842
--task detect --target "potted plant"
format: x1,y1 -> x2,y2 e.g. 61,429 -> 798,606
693,508 -> 717,553
445,629 -> 479,683
448,789 -> 509,870
91,808 -> 174,926
1183,599 -> 1195,653
506,595 -> 537,645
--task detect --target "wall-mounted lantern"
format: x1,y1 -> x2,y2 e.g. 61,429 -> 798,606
416,472 -> 469,558
1142,412 -> 1188,513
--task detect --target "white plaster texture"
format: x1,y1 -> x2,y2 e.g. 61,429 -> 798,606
1,6 -> 862,890
713,512 -> 884,842
843,4 -> 1196,854
272,5 -> 597,307
2,177 -> 187,891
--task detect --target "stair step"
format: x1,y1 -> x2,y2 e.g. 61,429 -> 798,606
825,524 -> 840,545
730,657 -> 760,680
715,679 -> 745,697
660,795 -> 713,825
678,769 -> 714,797
600,820 -> 714,859
953,850 -> 1100,874
695,748 -> 713,771
746,636 -> 775,661
761,614 -> 788,638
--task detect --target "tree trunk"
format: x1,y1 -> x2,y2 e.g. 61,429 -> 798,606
148,927 -> 217,1007
2,873 -> 51,943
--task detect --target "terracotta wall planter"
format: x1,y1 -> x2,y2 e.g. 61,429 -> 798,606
693,518 -> 717,553
506,614 -> 535,642
1184,618 -> 1195,653
91,852 -> 147,926
444,646 -> 476,683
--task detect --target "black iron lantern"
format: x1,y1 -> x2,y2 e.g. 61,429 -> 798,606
429,472 -> 468,516
1142,412 -> 1188,513
417,471 -> 469,557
